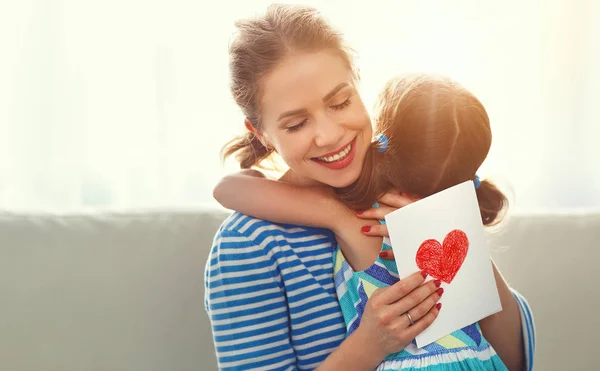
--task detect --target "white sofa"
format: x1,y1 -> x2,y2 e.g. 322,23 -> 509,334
0,209 -> 597,370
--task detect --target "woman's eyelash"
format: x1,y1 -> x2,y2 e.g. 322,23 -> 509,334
286,119 -> 307,133
285,98 -> 351,133
331,98 -> 351,110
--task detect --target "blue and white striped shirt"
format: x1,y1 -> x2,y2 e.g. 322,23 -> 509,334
204,212 -> 536,370
204,213 -> 347,370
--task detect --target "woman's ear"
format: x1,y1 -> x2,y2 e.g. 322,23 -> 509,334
245,119 -> 271,150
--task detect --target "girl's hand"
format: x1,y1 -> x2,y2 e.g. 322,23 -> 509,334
355,270 -> 443,361
357,191 -> 414,238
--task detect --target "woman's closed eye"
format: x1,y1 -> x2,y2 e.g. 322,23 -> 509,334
284,96 -> 351,133
331,97 -> 351,111
285,119 -> 307,133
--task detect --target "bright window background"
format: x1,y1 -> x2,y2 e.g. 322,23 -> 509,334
0,0 -> 598,212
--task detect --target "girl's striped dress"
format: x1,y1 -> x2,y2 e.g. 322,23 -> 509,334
333,238 -> 535,371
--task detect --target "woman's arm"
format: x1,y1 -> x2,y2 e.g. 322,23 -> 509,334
205,229 -> 299,370
319,270 -> 443,370
213,170 -> 351,233
207,226 -> 441,370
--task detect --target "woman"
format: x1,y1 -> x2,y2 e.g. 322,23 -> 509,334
205,4 -> 531,370
206,4 -> 441,370
213,74 -> 535,370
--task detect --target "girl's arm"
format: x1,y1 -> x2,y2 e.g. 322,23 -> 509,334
213,170 -> 351,233
215,170 -> 385,272
479,262 -> 535,371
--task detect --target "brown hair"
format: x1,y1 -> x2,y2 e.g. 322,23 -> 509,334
338,74 -> 508,226
221,4 -> 359,168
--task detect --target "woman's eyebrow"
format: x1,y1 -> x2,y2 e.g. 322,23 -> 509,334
278,108 -> 309,121
322,82 -> 349,102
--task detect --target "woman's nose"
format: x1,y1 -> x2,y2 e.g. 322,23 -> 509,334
314,114 -> 344,148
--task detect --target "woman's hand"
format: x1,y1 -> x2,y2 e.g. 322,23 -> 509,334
355,270 -> 443,362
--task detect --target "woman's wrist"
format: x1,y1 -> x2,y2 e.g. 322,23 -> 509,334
317,327 -> 386,370
351,326 -> 388,367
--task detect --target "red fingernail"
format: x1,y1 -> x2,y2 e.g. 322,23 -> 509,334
379,251 -> 388,258
361,226 -> 371,233
356,211 -> 364,215
421,271 -> 428,278
436,303 -> 442,310
437,288 -> 444,296
434,280 -> 441,288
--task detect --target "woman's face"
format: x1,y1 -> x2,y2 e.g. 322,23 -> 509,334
257,50 -> 372,188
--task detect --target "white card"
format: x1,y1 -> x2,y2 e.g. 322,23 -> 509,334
384,180 -> 502,348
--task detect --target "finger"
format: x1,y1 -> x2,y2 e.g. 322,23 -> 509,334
391,279 -> 442,317
405,286 -> 444,324
378,192 -> 414,209
379,225 -> 389,237
378,249 -> 395,260
360,223 -> 388,237
404,303 -> 442,339
357,205 -> 396,220
377,270 -> 428,304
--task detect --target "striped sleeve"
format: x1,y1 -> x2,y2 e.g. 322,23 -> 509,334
511,288 -> 536,371
205,229 -> 297,371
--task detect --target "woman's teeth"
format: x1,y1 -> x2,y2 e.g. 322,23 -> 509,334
317,143 -> 352,163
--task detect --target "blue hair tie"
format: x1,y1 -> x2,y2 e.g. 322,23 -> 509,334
377,134 -> 389,152
473,175 -> 481,190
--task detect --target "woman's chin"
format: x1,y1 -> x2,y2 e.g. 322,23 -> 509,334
321,167 -> 361,189
314,157 -> 364,188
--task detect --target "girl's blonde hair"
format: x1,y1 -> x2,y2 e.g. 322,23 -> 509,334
338,74 -> 508,226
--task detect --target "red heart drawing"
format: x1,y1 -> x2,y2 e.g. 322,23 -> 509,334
416,229 -> 469,284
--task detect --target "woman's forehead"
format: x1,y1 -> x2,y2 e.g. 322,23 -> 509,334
259,51 -> 355,116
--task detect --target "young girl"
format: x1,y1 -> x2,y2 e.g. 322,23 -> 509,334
214,74 -> 535,370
